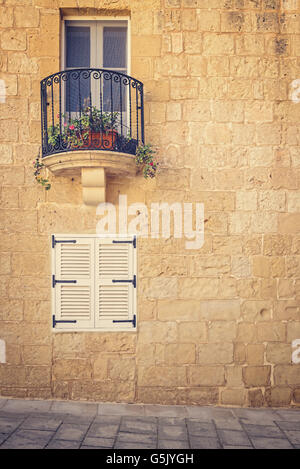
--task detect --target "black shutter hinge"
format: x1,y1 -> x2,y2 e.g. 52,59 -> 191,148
52,235 -> 77,248
112,275 -> 136,288
52,275 -> 77,288
113,314 -> 136,328
52,315 -> 77,328
112,236 -> 136,249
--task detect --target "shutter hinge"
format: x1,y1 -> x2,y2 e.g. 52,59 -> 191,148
52,315 -> 77,328
52,275 -> 77,288
112,275 -> 136,288
52,235 -> 77,248
112,236 -> 136,249
113,314 -> 136,328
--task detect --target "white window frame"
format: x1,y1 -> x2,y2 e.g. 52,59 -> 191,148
51,234 -> 137,333
61,16 -> 131,75
60,16 -> 131,131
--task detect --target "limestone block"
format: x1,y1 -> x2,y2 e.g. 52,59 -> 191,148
263,234 -> 292,255
246,344 -> 265,365
208,321 -> 237,343
52,359 -> 92,381
85,333 -> 136,353
178,278 -> 219,299
213,236 -> 243,255
202,33 -> 235,55
243,365 -> 271,387
157,299 -> 205,321
109,357 -> 136,381
243,236 -> 262,255
138,366 -> 187,387
274,365 -> 300,385
71,380 -> 135,403
7,53 -> 38,74
280,212 -> 300,235
287,321 -> 300,341
0,364 -> 26,387
207,56 -> 229,77
0,120 -> 19,142
0,299 -> 23,321
0,144 -> 13,165
232,256 -> 251,278
14,6 -> 40,27
266,343 -> 292,364
198,343 -> 234,365
278,279 -> 295,298
221,389 -> 246,406
0,209 -> 37,233
257,322 -> 286,342
24,299 -> 50,322
0,7 -> 14,28
241,300 -> 272,321
138,321 -> 177,344
53,333 -> 87,359
132,36 -> 161,57
11,253 -> 49,276
140,277 -> 178,299
170,78 -> 198,99
187,56 -> 207,76
225,365 -> 244,386
25,366 -> 51,387
164,343 -> 196,365
287,191 -> 300,212
178,322 -> 207,343
236,322 -> 256,343
190,255 -> 231,276
1,30 -> 26,51
166,102 -> 182,121
265,387 -> 292,407
248,389 -> 264,407
188,365 -> 225,386
234,343 -> 246,364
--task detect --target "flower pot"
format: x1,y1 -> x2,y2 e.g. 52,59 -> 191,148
71,130 -> 117,150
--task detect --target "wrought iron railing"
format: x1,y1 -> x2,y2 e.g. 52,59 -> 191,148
40,69 -> 144,157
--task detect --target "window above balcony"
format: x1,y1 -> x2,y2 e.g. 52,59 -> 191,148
40,17 -> 145,205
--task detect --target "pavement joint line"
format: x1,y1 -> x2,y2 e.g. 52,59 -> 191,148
211,419 -> 225,449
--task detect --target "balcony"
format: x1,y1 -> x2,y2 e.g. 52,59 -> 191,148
40,68 -> 145,205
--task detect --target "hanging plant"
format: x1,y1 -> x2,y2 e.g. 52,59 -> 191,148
33,151 -> 51,190
135,143 -> 159,179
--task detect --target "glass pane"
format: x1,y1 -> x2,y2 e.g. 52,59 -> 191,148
65,26 -> 91,113
103,70 -> 127,113
66,26 -> 90,68
66,74 -> 91,113
103,27 -> 127,69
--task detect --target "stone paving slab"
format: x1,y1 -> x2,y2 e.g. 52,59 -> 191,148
0,397 -> 299,449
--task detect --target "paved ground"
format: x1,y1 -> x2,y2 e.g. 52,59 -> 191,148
0,398 -> 299,449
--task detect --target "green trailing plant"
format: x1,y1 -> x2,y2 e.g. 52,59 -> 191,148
33,151 -> 51,190
135,143 -> 159,179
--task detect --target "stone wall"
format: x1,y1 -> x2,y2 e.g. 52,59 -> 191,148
0,0 -> 300,407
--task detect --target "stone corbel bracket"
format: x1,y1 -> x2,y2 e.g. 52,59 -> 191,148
42,150 -> 138,206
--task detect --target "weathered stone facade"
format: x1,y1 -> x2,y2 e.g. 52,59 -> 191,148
0,0 -> 300,407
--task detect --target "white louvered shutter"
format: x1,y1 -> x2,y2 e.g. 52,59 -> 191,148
53,237 -> 95,330
95,237 -> 136,330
